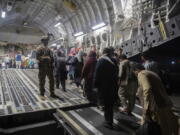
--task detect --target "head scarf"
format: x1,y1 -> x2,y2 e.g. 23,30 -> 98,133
76,50 -> 84,62
69,48 -> 76,56
87,51 -> 96,58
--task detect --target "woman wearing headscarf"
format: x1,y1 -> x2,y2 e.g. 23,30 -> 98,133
54,50 -> 67,91
72,50 -> 84,88
81,51 -> 97,102
66,52 -> 76,83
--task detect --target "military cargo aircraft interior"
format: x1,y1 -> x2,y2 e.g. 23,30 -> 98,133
0,0 -> 180,135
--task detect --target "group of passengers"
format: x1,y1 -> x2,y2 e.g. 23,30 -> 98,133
52,46 -> 178,135
0,53 -> 35,69
37,38 -> 179,135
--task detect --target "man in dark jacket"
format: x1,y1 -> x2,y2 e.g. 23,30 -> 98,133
36,38 -> 58,100
94,47 -> 118,129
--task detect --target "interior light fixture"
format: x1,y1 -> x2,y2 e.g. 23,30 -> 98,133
171,61 -> 175,65
51,43 -> 57,46
7,1 -> 13,11
1,11 -> 6,18
74,32 -> 84,37
54,22 -> 61,27
92,22 -> 106,30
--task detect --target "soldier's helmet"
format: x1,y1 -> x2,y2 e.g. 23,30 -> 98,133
41,38 -> 49,46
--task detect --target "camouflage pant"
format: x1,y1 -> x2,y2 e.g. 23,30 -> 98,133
38,68 -> 54,96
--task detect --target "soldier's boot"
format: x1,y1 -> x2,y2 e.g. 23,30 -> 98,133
39,88 -> 46,100
38,69 -> 46,100
61,80 -> 66,92
39,95 -> 46,100
56,77 -> 60,89
50,88 -> 59,99
50,87 -> 59,98
50,93 -> 59,99
48,71 -> 59,98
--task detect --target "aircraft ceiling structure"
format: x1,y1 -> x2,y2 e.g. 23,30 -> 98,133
0,0 -> 129,44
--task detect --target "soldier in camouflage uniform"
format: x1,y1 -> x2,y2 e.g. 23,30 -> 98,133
36,38 -> 58,100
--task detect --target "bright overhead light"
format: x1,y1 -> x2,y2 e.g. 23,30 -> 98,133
54,22 -> 61,27
7,2 -> 13,11
74,32 -> 84,37
171,61 -> 176,65
51,43 -> 57,46
1,11 -> 6,18
92,22 -> 106,30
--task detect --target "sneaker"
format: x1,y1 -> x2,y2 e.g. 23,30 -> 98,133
78,88 -> 83,93
50,94 -> 59,99
118,107 -> 128,113
39,95 -> 46,100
